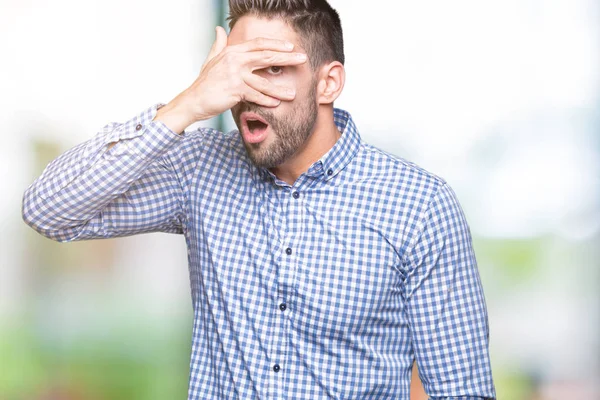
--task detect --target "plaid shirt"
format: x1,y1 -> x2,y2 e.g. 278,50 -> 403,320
23,104 -> 496,399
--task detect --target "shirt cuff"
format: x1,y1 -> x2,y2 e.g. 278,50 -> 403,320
105,103 -> 183,160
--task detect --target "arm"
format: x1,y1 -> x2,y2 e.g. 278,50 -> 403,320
22,104 -> 187,241
404,183 -> 496,399
22,28 -> 308,241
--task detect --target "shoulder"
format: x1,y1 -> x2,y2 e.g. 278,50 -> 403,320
353,141 -> 448,202
359,142 -> 465,225
352,141 -> 469,255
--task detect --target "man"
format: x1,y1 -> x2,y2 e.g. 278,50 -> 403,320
22,0 -> 496,398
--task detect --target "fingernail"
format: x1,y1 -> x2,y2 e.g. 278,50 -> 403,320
287,88 -> 296,96
285,42 -> 294,49
297,53 -> 307,60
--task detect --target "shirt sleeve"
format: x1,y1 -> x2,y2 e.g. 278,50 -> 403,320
22,103 -> 189,242
403,182 -> 496,399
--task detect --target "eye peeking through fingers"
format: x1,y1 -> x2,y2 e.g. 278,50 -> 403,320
266,66 -> 284,75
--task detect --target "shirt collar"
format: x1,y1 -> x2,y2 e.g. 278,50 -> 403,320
259,108 -> 361,183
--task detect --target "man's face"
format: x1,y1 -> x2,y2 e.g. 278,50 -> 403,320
229,15 -> 318,169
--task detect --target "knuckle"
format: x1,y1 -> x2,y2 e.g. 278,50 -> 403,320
223,51 -> 235,63
261,50 -> 276,64
226,62 -> 240,75
227,53 -> 243,68
255,37 -> 266,47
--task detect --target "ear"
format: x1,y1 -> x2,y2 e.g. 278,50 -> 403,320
316,61 -> 345,105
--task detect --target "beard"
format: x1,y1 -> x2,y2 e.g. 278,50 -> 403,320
232,83 -> 318,169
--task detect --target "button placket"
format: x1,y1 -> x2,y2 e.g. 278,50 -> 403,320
268,188 -> 297,398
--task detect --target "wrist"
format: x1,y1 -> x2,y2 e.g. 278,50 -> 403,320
152,101 -> 194,135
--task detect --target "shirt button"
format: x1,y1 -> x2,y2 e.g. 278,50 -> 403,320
135,124 -> 143,131
292,191 -> 300,199
327,169 -> 334,176
279,303 -> 287,311
273,364 -> 281,373
285,247 -> 292,255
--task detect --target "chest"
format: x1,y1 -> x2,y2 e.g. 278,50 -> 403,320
188,169 -> 406,335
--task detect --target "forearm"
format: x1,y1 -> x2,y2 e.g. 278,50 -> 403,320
22,104 -> 182,241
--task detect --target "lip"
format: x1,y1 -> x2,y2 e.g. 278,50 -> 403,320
240,112 -> 270,144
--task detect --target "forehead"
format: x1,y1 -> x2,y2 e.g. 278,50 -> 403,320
228,15 -> 302,48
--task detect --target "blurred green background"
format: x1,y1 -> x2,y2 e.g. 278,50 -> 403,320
1,0 -> 598,399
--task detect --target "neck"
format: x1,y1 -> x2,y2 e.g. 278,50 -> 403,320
269,106 -> 341,186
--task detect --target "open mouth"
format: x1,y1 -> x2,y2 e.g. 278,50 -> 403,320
241,112 -> 271,144
247,118 -> 268,133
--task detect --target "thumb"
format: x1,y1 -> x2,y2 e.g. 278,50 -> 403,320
214,26 -> 228,54
203,26 -> 228,68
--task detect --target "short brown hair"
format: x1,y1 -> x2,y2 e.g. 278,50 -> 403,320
228,0 -> 344,70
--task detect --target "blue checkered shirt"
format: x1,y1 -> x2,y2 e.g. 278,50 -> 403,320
23,104 -> 496,399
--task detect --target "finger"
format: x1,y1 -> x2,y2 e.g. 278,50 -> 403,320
203,28 -> 221,66
244,74 -> 296,101
203,26 -> 228,67
241,87 -> 281,108
214,26 -> 228,55
230,37 -> 295,53
244,50 -> 308,70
